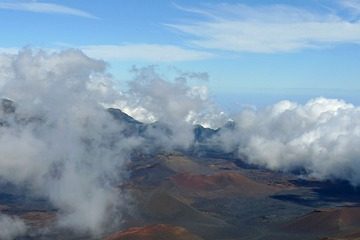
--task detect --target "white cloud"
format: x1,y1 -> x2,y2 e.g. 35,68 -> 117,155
340,0 -> 360,12
0,214 -> 27,240
0,44 -> 213,62
80,44 -> 213,62
0,49 -> 139,235
0,48 -> 223,236
115,66 -> 226,148
215,97 -> 360,185
0,47 -> 19,55
168,3 -> 360,53
0,1 -> 98,19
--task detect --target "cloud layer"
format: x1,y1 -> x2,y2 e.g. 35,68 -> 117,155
80,44 -> 213,62
2,48 -> 360,240
0,44 -> 213,62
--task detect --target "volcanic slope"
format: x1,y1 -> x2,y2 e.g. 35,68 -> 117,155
104,224 -> 204,240
2,107 -> 360,240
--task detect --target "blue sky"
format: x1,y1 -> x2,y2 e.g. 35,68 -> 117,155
1,0 -> 360,107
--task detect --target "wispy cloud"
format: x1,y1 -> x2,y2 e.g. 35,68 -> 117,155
0,44 -> 213,62
339,0 -> 360,17
0,47 -> 19,54
168,3 -> 360,53
79,44 -> 213,62
0,1 -> 98,19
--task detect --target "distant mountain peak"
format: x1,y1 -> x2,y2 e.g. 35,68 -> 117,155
107,108 -> 142,125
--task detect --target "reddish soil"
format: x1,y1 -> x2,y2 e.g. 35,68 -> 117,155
21,211 -> 56,227
285,207 -> 360,234
171,172 -> 279,197
104,224 -> 203,240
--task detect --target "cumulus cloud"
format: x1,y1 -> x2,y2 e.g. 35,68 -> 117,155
168,2 -> 360,53
215,97 -> 360,185
113,66 -> 226,148
5,47 -> 360,240
0,48 -> 227,237
0,49 -> 140,236
0,214 -> 27,240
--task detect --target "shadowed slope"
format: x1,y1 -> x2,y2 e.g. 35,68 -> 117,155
284,206 -> 360,234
